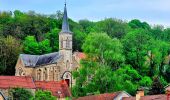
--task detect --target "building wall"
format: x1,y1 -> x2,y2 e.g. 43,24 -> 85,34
15,58 -> 34,77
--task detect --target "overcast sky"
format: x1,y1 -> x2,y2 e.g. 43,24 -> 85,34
0,0 -> 170,27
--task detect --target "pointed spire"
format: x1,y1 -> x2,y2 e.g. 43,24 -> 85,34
61,1 -> 71,33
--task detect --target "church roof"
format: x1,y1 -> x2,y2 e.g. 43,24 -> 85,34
20,52 -> 61,67
60,3 -> 72,34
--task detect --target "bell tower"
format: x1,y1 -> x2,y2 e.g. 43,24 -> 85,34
59,2 -> 72,70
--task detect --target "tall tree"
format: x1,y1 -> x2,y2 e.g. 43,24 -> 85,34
0,36 -> 22,75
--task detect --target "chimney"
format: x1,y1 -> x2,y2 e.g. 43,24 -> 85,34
136,90 -> 144,100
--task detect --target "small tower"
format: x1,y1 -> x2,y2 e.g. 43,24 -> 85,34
59,3 -> 72,70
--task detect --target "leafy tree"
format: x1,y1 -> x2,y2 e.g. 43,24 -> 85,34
0,36 -> 22,75
31,90 -> 56,100
82,32 -> 124,67
45,28 -> 60,52
122,29 -> 152,74
149,76 -> 164,95
23,36 -> 52,54
23,36 -> 41,54
128,19 -> 151,30
9,88 -> 33,100
139,76 -> 152,87
95,18 -> 130,38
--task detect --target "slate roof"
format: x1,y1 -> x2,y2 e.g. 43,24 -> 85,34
60,3 -> 72,34
35,80 -> 71,98
0,76 -> 36,89
122,94 -> 167,100
76,92 -> 121,100
20,52 -> 61,67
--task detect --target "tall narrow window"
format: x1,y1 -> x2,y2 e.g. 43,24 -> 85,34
66,37 -> 69,48
60,38 -> 63,48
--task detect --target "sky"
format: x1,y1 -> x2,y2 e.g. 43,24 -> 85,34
0,0 -> 170,27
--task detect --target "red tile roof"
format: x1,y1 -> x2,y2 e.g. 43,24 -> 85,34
76,92 -> 120,100
75,52 -> 86,59
0,76 -> 35,89
123,94 -> 167,100
35,80 -> 71,98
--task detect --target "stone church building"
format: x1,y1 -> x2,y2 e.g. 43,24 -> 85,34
15,4 -> 85,87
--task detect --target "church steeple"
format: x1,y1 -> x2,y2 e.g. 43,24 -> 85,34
61,2 -> 71,33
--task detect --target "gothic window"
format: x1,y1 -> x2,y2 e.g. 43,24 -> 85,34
43,68 -> 47,81
18,68 -> 23,76
66,37 -> 69,48
60,38 -> 63,48
37,69 -> 42,81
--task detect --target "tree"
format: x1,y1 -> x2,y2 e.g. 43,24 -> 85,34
128,19 -> 151,30
0,36 -> 22,75
9,88 -> 33,100
149,76 -> 164,95
45,28 -> 60,52
82,32 -> 124,67
31,90 -> 56,100
23,36 -> 52,55
95,18 -> 130,38
73,32 -> 125,97
122,29 -> 152,74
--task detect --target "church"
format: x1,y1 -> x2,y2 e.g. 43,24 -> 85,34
15,3 -> 85,87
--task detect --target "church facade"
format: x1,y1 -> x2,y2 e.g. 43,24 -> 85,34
15,4 -> 83,87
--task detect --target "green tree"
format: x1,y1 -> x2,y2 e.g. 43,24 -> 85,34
0,36 -> 22,75
128,19 -> 151,30
82,32 -> 124,67
122,29 -> 152,74
9,88 -> 33,100
31,90 -> 56,100
95,18 -> 130,38
23,36 -> 52,55
149,76 -> 164,95
45,28 -> 60,52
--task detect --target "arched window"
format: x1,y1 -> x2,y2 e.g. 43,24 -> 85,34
18,68 -> 23,76
66,37 -> 69,48
60,38 -> 63,48
37,69 -> 42,81
43,68 -> 47,81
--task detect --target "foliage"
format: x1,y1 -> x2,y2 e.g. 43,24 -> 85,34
82,32 -> 125,67
31,90 -> 56,100
122,29 -> 152,74
9,88 -> 33,100
45,28 -> 60,51
95,18 -> 130,38
1,10 -> 170,97
23,36 -> 52,54
149,76 -> 164,95
0,36 -> 22,75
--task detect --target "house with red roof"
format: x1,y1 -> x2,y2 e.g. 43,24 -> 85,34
0,76 -> 72,99
75,91 -> 131,100
35,80 -> 71,99
0,76 -> 36,98
122,90 -> 170,100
